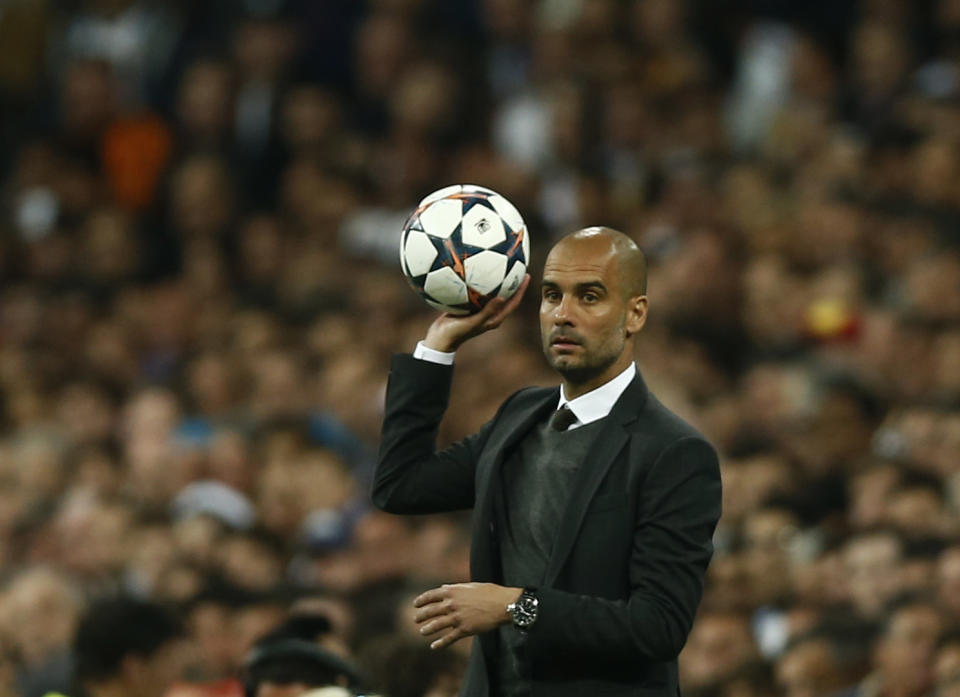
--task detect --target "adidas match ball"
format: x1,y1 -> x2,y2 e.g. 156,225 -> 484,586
399,184 -> 530,315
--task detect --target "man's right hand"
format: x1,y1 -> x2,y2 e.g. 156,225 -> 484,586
423,274 -> 531,353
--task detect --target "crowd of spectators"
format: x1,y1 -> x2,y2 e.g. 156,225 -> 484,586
0,0 -> 959,696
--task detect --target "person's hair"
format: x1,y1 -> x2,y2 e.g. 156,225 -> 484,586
935,627 -> 960,652
257,613 -> 333,645
245,634 -> 364,695
881,590 -> 939,624
74,596 -> 185,682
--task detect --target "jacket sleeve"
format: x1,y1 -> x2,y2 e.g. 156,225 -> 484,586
372,353 -> 497,515
525,436 -> 722,664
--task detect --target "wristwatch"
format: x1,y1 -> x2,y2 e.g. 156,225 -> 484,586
506,589 -> 539,630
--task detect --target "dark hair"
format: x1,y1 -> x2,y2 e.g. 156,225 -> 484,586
936,627 -> 960,652
244,638 -> 364,696
74,596 -> 185,682
257,613 -> 333,645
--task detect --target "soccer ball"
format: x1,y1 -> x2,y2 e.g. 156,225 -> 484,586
399,184 -> 530,315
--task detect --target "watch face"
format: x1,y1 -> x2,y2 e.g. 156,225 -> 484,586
512,592 -> 538,627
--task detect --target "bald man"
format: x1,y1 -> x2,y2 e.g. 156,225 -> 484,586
374,228 -> 722,697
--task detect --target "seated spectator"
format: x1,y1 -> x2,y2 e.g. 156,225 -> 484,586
47,596 -> 188,697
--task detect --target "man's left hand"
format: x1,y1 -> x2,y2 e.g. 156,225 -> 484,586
413,583 -> 523,650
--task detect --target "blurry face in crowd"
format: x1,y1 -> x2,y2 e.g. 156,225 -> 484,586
540,229 -> 647,398
843,532 -> 903,618
680,612 -> 756,690
2,569 -> 81,666
875,603 -> 942,697
934,641 -> 960,697
939,547 -> 960,619
177,60 -> 232,139
775,639 -> 843,697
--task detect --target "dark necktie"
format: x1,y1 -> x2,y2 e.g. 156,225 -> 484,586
549,405 -> 578,432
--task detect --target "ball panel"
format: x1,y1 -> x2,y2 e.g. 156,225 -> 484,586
403,229 -> 439,277
464,250 -> 509,295
498,260 -> 526,299
521,226 -> 530,264
460,203 -> 506,248
424,266 -> 469,305
419,199 -> 463,239
488,195 -> 524,233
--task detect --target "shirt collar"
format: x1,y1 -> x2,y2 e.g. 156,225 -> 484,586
557,363 -> 637,426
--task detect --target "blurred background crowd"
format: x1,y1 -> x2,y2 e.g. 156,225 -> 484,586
0,0 -> 959,696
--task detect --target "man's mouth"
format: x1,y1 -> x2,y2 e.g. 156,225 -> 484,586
550,336 -> 581,349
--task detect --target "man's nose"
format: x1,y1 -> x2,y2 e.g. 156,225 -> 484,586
552,295 -> 574,325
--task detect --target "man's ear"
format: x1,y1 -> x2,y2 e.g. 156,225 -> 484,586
625,295 -> 648,337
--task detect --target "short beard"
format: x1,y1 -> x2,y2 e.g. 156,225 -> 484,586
549,350 -> 620,388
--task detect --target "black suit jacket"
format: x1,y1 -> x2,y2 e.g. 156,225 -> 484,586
373,355 -> 722,697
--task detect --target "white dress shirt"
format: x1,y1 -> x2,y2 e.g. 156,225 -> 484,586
413,340 -> 636,430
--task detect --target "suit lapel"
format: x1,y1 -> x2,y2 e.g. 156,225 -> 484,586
542,373 -> 648,586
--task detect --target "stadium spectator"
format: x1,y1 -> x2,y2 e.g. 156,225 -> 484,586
58,595 -> 188,697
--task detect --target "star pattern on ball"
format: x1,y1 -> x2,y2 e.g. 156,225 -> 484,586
420,199 -> 526,273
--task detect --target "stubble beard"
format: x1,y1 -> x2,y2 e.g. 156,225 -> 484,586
552,351 -> 620,387
543,325 -> 627,389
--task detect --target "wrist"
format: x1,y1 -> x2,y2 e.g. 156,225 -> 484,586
502,588 -> 523,625
422,335 -> 457,353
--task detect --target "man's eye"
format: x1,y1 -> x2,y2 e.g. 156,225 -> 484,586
583,293 -> 598,303
544,291 -> 560,302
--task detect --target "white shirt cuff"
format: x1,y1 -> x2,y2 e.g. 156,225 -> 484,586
413,341 -> 455,365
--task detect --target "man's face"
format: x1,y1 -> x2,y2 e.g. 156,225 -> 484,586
876,605 -> 942,695
844,534 -> 902,617
775,641 -> 840,697
539,236 -> 643,391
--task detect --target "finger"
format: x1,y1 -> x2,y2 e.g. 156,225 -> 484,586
430,628 -> 466,650
413,601 -> 450,624
413,587 -> 447,608
419,614 -> 459,637
483,274 -> 530,327
477,297 -> 507,322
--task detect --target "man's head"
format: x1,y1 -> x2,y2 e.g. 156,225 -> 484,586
843,529 -> 904,618
75,596 -> 187,697
775,637 -> 846,697
873,597 -> 942,697
679,609 -> 756,691
540,227 -> 648,398
934,630 -> 960,697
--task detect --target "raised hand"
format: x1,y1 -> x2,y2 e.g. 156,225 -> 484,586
422,274 -> 531,353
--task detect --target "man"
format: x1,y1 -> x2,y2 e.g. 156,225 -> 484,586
373,227 -> 722,696
840,595 -> 942,697
45,595 -> 189,697
774,635 -> 849,697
